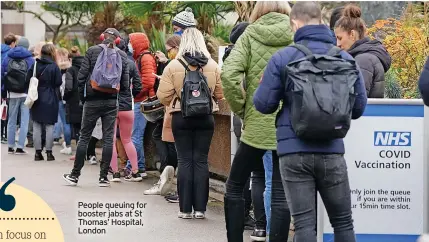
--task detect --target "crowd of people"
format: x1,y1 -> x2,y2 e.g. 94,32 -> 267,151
2,1 -> 429,242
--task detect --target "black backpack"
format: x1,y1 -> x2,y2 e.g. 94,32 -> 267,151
178,59 -> 212,118
4,59 -> 28,93
284,43 -> 359,140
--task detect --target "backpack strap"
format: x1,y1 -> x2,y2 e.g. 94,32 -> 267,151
326,46 -> 342,57
178,59 -> 190,71
290,44 -> 313,57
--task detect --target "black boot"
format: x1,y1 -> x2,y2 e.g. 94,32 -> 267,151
46,151 -> 55,161
34,150 -> 44,161
224,197 -> 245,242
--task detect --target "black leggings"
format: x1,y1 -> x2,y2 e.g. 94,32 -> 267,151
225,142 -> 291,241
152,119 -> 178,173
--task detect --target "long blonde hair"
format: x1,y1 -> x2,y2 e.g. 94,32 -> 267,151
176,28 -> 211,59
249,1 -> 292,23
56,47 -> 71,70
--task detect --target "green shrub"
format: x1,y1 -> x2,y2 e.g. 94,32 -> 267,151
384,69 -> 402,98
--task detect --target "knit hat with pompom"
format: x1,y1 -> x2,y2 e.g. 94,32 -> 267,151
172,7 -> 196,29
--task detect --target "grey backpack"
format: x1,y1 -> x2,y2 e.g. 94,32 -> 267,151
284,43 -> 359,140
89,44 -> 122,93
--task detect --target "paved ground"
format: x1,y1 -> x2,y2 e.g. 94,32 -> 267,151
1,143 -> 256,242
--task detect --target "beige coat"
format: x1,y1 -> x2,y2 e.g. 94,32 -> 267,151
157,57 -> 224,142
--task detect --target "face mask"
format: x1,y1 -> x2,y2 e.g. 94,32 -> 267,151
174,29 -> 183,36
167,48 -> 178,60
127,43 -> 133,54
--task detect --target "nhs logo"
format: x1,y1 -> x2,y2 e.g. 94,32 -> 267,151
374,131 -> 411,146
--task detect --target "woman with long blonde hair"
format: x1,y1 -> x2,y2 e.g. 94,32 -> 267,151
27,44 -> 63,161
157,27 -> 224,219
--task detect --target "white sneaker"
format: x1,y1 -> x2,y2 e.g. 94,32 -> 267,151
88,156 -> 97,165
159,166 -> 174,196
194,211 -> 205,219
178,212 -> 193,219
60,146 -> 72,155
143,180 -> 161,195
140,171 -> 148,179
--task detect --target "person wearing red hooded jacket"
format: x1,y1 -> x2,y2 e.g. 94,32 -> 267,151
129,32 -> 157,177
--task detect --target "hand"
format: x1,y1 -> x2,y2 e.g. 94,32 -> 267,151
155,51 -> 168,63
152,73 -> 161,79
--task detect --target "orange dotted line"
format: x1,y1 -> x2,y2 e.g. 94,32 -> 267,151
0,218 -> 55,220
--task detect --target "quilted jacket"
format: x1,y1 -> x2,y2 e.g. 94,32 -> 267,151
221,12 -> 293,150
129,33 -> 157,102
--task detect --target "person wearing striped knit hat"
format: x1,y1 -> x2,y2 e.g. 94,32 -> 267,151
172,7 -> 196,36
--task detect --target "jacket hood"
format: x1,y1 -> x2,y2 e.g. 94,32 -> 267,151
246,12 -> 292,47
37,55 -> 55,64
294,24 -> 335,45
129,33 -> 150,59
348,37 -> 392,72
1,44 -> 11,55
7,46 -> 32,59
72,56 -> 84,69
182,52 -> 209,67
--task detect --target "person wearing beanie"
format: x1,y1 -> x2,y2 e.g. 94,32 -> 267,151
1,35 -> 35,155
63,28 -> 131,187
172,7 -> 196,36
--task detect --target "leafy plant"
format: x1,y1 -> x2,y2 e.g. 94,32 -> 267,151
58,35 -> 88,55
384,69 -> 402,98
213,24 -> 233,44
149,25 -> 167,54
367,3 -> 429,98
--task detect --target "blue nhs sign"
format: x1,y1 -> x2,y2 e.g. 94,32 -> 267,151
374,131 -> 411,146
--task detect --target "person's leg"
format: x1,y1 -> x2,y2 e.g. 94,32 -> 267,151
167,142 -> 178,169
32,121 -> 42,151
99,103 -> 118,180
251,169 -> 267,232
118,111 -> 139,174
110,118 -> 119,173
116,138 -> 128,171
45,124 -> 55,160
279,154 -> 317,242
53,114 -> 61,140
87,137 -> 98,158
70,102 -> 101,178
263,151 -> 273,239
269,151 -> 290,242
224,142 -> 266,241
132,102 -> 147,172
7,98 -> 19,149
27,113 -> 33,146
316,154 -> 355,242
59,101 -> 72,146
73,123 -> 81,143
243,178 -> 255,230
17,97 -> 29,149
171,113 -> 193,214
192,115 -> 214,213
153,119 -> 169,173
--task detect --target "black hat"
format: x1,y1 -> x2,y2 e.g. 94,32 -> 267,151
103,28 -> 120,38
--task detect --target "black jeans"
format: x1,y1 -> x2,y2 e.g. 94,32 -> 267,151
225,142 -> 290,241
87,136 -> 98,159
72,123 -> 81,143
153,119 -> 178,173
71,100 -> 118,179
172,112 -> 214,213
280,153 -> 355,242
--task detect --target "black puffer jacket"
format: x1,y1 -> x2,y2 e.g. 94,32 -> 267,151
77,42 -> 129,102
348,37 -> 392,98
119,59 -> 142,111
64,56 -> 84,124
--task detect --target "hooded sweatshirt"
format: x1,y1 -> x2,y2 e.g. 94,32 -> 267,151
1,44 -> 11,63
1,46 -> 35,98
348,37 -> 392,98
129,33 -> 157,102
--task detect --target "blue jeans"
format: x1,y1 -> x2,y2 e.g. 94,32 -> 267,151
54,101 -> 71,145
279,153 -> 355,242
263,150 -> 273,240
7,97 -> 29,149
131,102 -> 147,170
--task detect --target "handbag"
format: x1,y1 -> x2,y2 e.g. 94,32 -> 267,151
24,62 -> 39,108
1,100 -> 7,120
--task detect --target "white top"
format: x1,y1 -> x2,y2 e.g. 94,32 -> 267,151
8,92 -> 27,98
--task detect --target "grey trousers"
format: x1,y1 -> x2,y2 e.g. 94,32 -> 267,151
33,121 -> 54,151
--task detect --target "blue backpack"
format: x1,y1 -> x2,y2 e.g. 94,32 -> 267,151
89,44 -> 122,93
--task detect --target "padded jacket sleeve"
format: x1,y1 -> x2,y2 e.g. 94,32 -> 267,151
120,54 -> 130,96
355,53 -> 375,97
254,51 -> 289,114
418,57 -> 429,106
63,68 -> 75,101
221,34 -> 250,118
138,54 -> 157,98
129,60 -> 142,98
156,63 -> 175,107
77,50 -> 91,102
